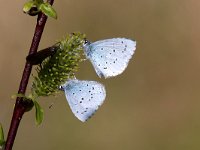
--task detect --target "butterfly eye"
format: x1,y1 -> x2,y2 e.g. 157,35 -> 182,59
83,38 -> 90,46
59,85 -> 64,91
84,38 -> 88,44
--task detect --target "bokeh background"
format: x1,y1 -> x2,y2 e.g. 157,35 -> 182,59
1,0 -> 200,150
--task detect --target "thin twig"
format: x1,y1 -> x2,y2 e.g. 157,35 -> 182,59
4,1 -> 54,150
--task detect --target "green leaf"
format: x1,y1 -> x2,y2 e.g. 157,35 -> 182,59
34,101 -> 44,125
0,124 -> 5,147
23,1 -> 35,13
39,3 -> 57,19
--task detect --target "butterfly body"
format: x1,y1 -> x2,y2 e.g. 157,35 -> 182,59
83,38 -> 136,78
61,79 -> 106,122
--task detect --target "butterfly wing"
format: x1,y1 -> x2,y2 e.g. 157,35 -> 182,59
84,38 -> 136,78
63,79 -> 106,122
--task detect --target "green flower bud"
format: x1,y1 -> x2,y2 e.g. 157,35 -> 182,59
32,32 -> 85,97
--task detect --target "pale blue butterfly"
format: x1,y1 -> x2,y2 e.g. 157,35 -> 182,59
60,79 -> 106,122
83,38 -> 136,78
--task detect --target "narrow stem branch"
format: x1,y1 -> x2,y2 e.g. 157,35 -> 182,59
4,1 -> 54,150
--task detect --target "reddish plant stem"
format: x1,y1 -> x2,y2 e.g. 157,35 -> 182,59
4,1 -> 54,150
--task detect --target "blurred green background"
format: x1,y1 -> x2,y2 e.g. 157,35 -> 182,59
1,0 -> 200,150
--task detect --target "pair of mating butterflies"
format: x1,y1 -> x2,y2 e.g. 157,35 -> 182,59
61,38 -> 136,122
